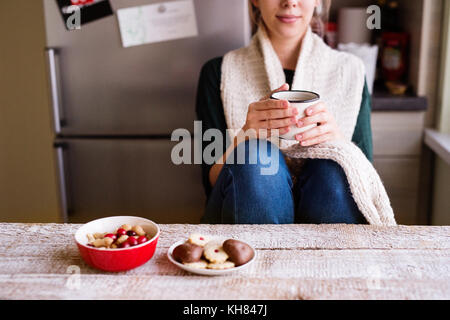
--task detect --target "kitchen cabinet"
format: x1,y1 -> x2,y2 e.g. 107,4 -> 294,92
371,111 -> 425,225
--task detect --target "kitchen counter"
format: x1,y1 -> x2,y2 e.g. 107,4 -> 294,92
425,129 -> 450,165
371,82 -> 428,111
1,223 -> 449,300
372,94 -> 428,111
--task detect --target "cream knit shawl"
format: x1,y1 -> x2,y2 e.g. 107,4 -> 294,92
221,23 -> 396,226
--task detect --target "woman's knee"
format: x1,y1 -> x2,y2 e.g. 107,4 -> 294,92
297,159 -> 366,224
226,139 -> 288,180
302,159 -> 347,187
302,159 -> 350,200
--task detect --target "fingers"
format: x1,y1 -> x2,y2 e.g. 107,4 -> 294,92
304,102 -> 326,116
260,83 -> 290,101
294,122 -> 338,146
296,122 -> 331,140
251,99 -> 290,111
254,107 -> 298,121
264,127 -> 290,138
296,111 -> 329,127
261,116 -> 297,129
256,126 -> 290,139
293,101 -> 344,146
297,132 -> 334,146
273,83 -> 289,95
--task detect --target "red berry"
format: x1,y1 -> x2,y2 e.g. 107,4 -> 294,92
116,228 -> 127,236
119,242 -> 131,248
127,237 -> 138,246
104,233 -> 117,240
137,236 -> 148,244
126,230 -> 137,237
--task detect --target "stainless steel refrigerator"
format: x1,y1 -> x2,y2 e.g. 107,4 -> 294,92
43,0 -> 250,223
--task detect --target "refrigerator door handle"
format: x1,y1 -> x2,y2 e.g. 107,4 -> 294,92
46,48 -> 65,134
54,142 -> 70,223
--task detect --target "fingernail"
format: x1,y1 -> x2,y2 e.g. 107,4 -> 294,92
297,121 -> 303,127
301,141 -> 307,146
296,134 -> 302,140
307,109 -> 312,115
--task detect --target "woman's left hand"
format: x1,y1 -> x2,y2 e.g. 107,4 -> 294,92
295,102 -> 344,146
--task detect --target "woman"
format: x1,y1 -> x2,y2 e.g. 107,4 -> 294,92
195,0 -> 374,225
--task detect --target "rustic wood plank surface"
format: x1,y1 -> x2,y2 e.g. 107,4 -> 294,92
0,223 -> 449,300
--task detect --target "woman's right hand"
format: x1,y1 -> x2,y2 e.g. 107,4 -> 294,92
242,83 -> 298,137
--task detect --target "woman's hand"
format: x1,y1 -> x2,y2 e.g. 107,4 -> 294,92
294,102 -> 344,146
242,83 -> 298,137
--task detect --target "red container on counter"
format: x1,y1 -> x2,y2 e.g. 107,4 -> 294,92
381,32 -> 409,82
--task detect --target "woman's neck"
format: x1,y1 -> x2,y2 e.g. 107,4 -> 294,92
267,30 -> 306,70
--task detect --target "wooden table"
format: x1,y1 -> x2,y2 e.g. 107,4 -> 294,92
1,223 -> 449,300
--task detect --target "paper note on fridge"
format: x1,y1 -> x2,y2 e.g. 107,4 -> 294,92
117,0 -> 198,48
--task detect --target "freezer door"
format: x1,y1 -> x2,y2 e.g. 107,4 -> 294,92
43,0 -> 250,135
54,138 -> 206,223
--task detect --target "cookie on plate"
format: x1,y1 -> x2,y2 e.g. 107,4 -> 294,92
222,239 -> 255,266
183,260 -> 208,269
203,241 -> 229,263
187,233 -> 210,247
207,261 -> 235,270
172,243 -> 203,263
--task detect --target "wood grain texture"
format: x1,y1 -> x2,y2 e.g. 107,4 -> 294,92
0,223 -> 449,300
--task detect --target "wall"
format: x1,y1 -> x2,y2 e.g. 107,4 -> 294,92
0,0 -> 61,222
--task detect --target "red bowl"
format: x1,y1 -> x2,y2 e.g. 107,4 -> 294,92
75,216 -> 160,272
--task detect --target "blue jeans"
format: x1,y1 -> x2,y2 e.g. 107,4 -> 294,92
201,139 -> 367,224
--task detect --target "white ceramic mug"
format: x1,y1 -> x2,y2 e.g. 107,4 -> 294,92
270,90 -> 320,140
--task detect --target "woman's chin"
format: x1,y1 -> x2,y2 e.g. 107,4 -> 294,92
274,26 -> 307,39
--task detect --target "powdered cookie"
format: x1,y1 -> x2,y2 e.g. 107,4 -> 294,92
183,260 -> 208,269
207,261 -> 235,270
187,233 -> 210,247
203,241 -> 229,263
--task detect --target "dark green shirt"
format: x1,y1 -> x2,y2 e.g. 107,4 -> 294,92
195,56 -> 373,197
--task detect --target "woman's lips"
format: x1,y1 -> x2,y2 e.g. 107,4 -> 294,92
276,15 -> 300,23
